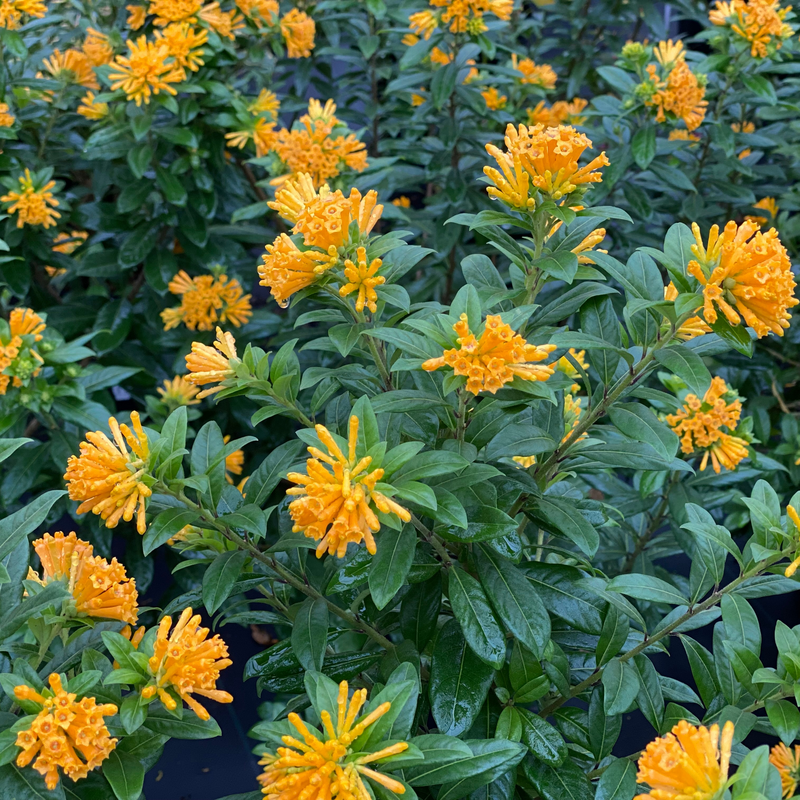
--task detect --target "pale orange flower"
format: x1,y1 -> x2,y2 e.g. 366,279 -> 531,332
771,742 -> 800,798
185,326 -> 238,398
1,169 -> 61,229
280,8 -> 315,57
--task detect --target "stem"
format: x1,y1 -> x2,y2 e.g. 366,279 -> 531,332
411,514 -> 454,567
455,389 -> 468,442
365,334 -> 393,391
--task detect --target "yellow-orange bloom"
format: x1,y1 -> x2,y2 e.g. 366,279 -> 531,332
513,455 -> 537,468
224,116 -> 276,157
28,531 -> 138,624
109,36 -> 184,106
268,172 -> 328,223
668,129 -> 700,142
142,607 -> 232,720
785,505 -> 800,576
527,98 -> 588,127
258,680 -> 408,799
155,22 -> 207,71
236,0 -> 278,26
42,49 -> 99,89
635,721 -> 734,800
666,377 -> 748,473
287,416 -> 411,558
392,195 -> 411,208
82,28 -> 114,66
52,230 -> 88,254
158,374 -> 201,406
423,313 -> 556,395
248,87 -> 280,116
77,91 -> 109,119
223,434 -> 244,482
746,196 -> 779,227
556,347 -> 588,392
771,743 -> 800,798
340,247 -> 385,314
127,4 -> 147,28
149,0 -> 201,23
645,60 -> 707,131
199,2 -> 244,38
710,0 -> 793,56
258,233 -> 336,307
185,326 -> 238,398
0,101 -> 14,126
481,87 -> 507,110
14,674 -> 118,791
1,169 -> 61,229
513,55 -> 557,88
280,8 -> 315,57
664,282 -> 711,340
294,187 -> 383,252
688,220 -> 798,338
409,9 -> 437,39
160,270 -> 252,331
485,124 -> 609,206
63,411 -> 152,534
429,0 -> 513,34
9,307 -> 46,340
653,38 -> 686,67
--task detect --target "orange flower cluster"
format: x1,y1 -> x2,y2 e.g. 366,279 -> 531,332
42,49 -> 98,89
260,173 -> 383,307
287,416 -> 411,558
784,504 -> 800,577
148,0 -> 202,23
259,680 -> 408,800
771,742 -> 800,798
688,220 -> 797,338
746,196 -> 779,226
268,99 -> 368,187
710,0 -> 793,56
161,270 -> 252,331
484,123 -> 608,208
527,98 -> 588,127
235,0 -> 278,26
77,91 -> 109,119
664,282 -> 711,340
155,21 -> 208,70
339,247 -> 386,314
199,1 -> 244,38
643,42 -> 707,132
423,313 -> 556,394
64,412 -> 153,534
666,377 -> 749,474
52,230 -> 88,254
158,374 -> 201,407
0,101 -> 14,126
635,721 -> 734,800
556,347 -> 588,392
419,0 -> 514,36
1,168 -> 60,228
185,326 -> 238,398
513,54 -> 557,88
14,674 -> 118,790
0,307 -> 46,394
0,0 -> 45,28
481,87 -> 507,109
82,27 -> 114,66
280,7 -> 315,56
28,532 -> 138,624
140,607 -> 233,720
109,36 -> 185,106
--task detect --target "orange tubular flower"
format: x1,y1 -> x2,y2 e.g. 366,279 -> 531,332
512,54 -> 557,88
77,91 -> 109,119
109,36 -> 184,106
481,87 -> 507,110
635,721 -> 734,800
142,607 -> 233,720
688,220 -> 798,338
148,0 -> 201,24
1,169 -> 61,229
785,505 -> 800,576
666,376 -> 748,474
236,0 -> 278,26
423,314 -> 556,395
199,2 -> 244,38
28,531 -> 138,623
340,247 -> 385,314
710,0 -> 793,56
160,270 -> 252,331
82,28 -> 114,66
224,116 -> 276,157
64,412 -> 153,534
9,307 -> 46,339
268,172 -> 328,224
52,230 -> 88,254
14,674 -> 118,790
664,282 -> 711,340
486,124 -> 608,206
645,60 -> 707,131
248,88 -> 280,116
42,49 -> 99,90
0,102 -> 14,126
155,22 -> 208,71
409,9 -> 437,39
286,416 -> 411,558
258,681 -> 408,799
158,375 -> 201,406
771,742 -> 800,798
746,196 -> 779,226
126,4 -> 147,28
258,233 -> 336,307
280,8 -> 315,57
185,326 -> 238,398
557,347 -> 588,393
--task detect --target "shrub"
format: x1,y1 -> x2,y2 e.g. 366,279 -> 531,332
1,1 -> 800,799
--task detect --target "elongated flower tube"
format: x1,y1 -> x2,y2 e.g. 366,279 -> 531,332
770,742 -> 800,798
258,680 -> 408,800
185,326 -> 238,398
635,720 -> 734,800
287,415 -> 411,558
64,412 -> 152,534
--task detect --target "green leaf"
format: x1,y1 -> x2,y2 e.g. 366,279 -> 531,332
608,404 -> 678,460
595,759 -> 637,800
596,606 -> 630,666
632,126 -> 656,169
484,425 -> 556,461
476,546 -> 550,658
291,597 -> 328,672
437,740 -> 526,800
393,451 -> 469,482
429,619 -> 495,736
0,490 -> 65,561
602,659 -> 640,715
766,699 -> 800,745
607,574 -> 688,605
156,166 -> 187,205
144,708 -> 222,739
191,421 -> 226,509
518,708 -> 567,765
246,440 -> 305,508
524,757 -> 594,800
654,347 -> 712,398
142,508 -> 198,556
721,595 -> 761,654
0,763 -> 66,800
103,750 -> 144,800
0,438 -> 30,466
633,655 -> 664,732
155,406 -> 187,481
525,497 -> 599,557
448,567 -> 506,668
580,296 -> 622,385
369,525 -> 417,610
202,550 -> 248,614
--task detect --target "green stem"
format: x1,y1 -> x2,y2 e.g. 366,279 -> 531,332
365,334 -> 393,391
411,514 -> 454,567
455,389 -> 468,442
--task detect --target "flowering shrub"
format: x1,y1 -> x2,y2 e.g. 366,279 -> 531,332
2,0 -> 800,799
